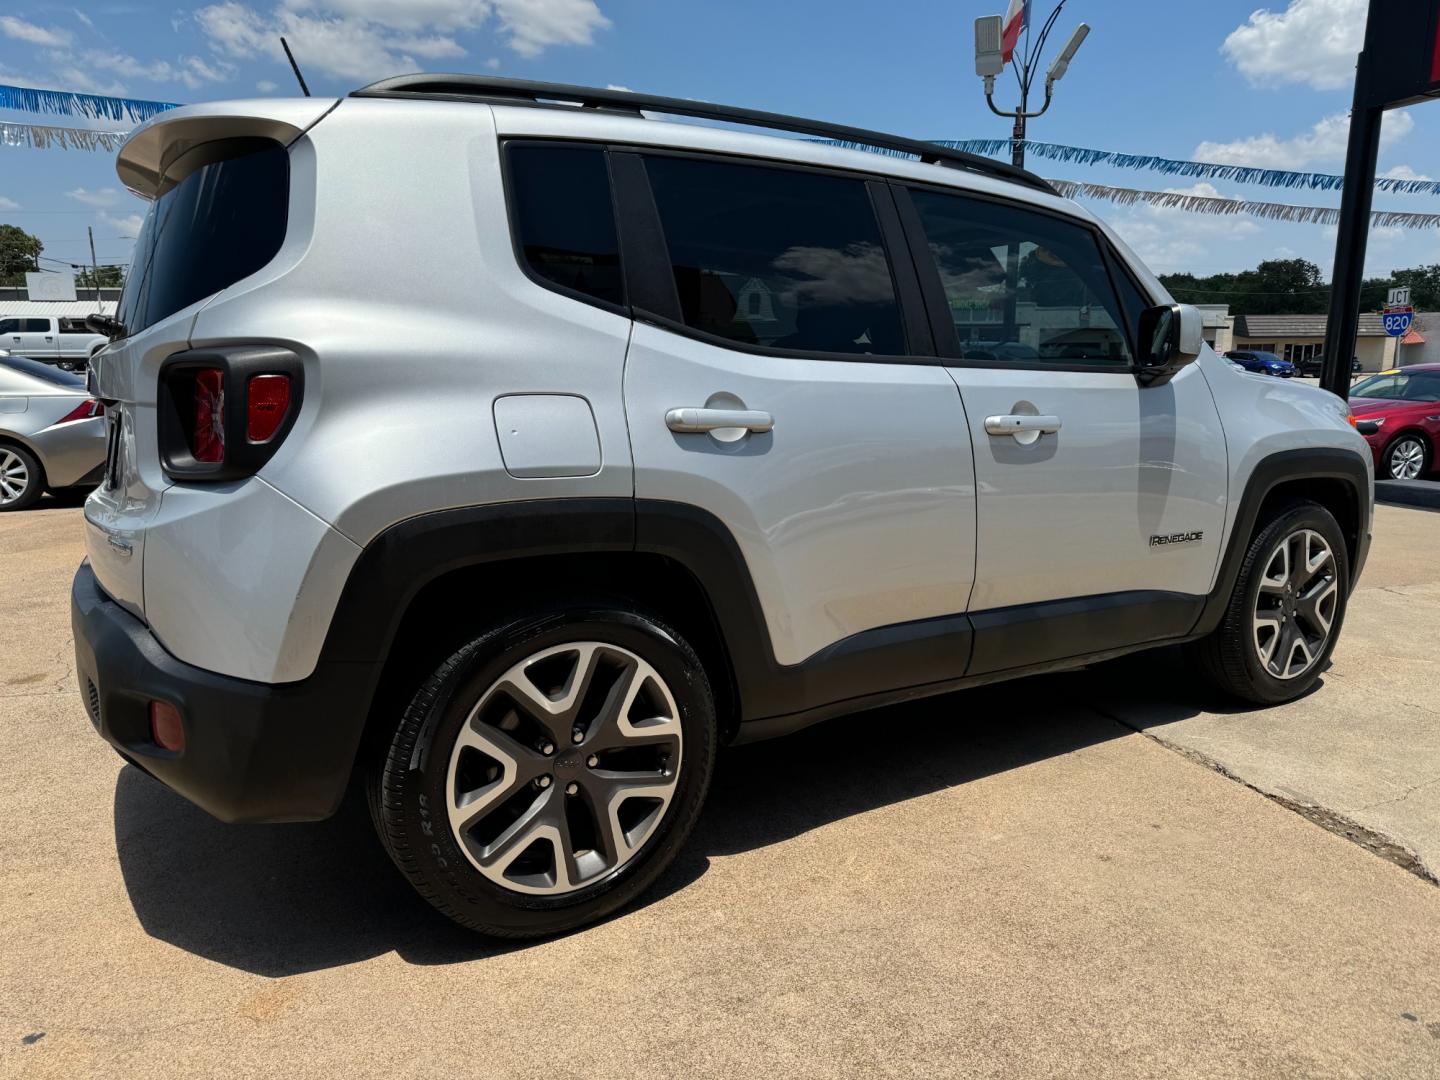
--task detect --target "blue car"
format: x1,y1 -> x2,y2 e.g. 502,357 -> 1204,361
1225,350 -> 1297,377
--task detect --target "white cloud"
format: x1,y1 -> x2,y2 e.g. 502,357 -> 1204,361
73,9 -> 93,29
1101,184 -> 1262,275
1194,111 -> 1414,169
0,195 -> 19,210
66,187 -> 124,209
97,210 -> 145,235
0,16 -> 73,48
484,56 -> 500,69
1380,164 -> 1433,182
1221,0 -> 1364,90
605,83 -> 631,92
196,0 -> 608,80
256,78 -> 278,91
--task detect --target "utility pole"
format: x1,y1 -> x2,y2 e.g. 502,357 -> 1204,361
974,4 -> 1089,341
974,3 -> 1090,169
87,226 -> 102,306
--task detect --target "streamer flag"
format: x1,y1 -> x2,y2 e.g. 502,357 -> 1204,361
810,137 -> 1440,196
0,122 -> 128,151
1046,179 -> 1440,230
0,82 -> 177,125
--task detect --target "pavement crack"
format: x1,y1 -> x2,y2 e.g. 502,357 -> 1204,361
1358,775 -> 1440,812
1086,702 -> 1440,888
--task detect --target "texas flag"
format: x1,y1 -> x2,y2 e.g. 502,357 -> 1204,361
1001,0 -> 1030,63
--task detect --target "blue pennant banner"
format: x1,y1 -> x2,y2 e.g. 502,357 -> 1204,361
810,137 -> 1440,196
0,82 -> 177,126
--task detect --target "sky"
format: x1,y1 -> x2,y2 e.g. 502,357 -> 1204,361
1,0 -> 1438,285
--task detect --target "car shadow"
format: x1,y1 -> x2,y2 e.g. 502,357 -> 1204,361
113,666 -> 1240,976
1375,478 -> 1440,513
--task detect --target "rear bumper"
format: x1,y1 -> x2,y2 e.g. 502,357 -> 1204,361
71,561 -> 376,823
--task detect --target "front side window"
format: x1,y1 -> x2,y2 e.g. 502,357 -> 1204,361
507,144 -> 623,307
643,156 -> 905,356
1352,373 -> 1404,399
0,319 -> 17,334
911,188 -> 1133,366
117,139 -> 289,338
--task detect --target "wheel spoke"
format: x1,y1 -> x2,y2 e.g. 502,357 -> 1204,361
492,643 -> 606,744
475,787 -> 573,889
1253,614 -> 1282,665
1297,576 -> 1338,635
446,719 -> 545,835
585,660 -> 682,754
1260,540 -> 1291,593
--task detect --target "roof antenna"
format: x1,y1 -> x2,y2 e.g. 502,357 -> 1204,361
280,36 -> 311,96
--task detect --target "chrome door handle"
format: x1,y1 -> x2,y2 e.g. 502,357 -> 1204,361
665,407 -> 774,434
984,414 -> 1062,437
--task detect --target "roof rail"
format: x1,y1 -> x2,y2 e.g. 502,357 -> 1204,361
350,74 -> 1056,195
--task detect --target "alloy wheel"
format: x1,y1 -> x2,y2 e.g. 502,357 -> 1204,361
0,449 -> 30,505
445,641 -> 683,896
1387,436 -> 1426,480
1252,528 -> 1339,680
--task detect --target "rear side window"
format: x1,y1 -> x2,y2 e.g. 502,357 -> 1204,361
22,319 -> 50,332
0,356 -> 85,387
910,189 -> 1133,366
507,144 -> 623,307
117,140 -> 288,338
643,156 -> 904,356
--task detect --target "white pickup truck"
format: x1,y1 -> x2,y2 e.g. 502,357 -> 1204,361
0,316 -> 107,369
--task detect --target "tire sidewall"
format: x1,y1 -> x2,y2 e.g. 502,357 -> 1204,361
382,607 -> 715,937
1234,504 -> 1350,701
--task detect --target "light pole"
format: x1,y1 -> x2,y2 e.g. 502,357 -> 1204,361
974,4 -> 1089,169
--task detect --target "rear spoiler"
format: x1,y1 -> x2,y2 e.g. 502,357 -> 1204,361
116,98 -> 339,198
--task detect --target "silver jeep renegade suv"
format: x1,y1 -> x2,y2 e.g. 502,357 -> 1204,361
73,76 -> 1373,937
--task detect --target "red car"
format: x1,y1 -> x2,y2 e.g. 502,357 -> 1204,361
1349,364 -> 1440,480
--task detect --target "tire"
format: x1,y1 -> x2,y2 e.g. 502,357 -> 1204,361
0,444 -> 45,511
1186,500 -> 1350,705
1381,432 -> 1430,481
368,604 -> 716,938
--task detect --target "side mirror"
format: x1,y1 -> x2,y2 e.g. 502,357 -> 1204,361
1136,303 -> 1202,387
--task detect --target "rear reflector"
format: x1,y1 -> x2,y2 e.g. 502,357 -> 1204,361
246,374 -> 291,443
192,368 -> 225,463
57,399 -> 104,423
149,700 -> 185,752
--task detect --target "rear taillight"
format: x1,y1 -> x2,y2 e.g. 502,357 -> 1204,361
246,374 -> 291,443
192,368 -> 225,463
157,347 -> 303,481
57,399 -> 104,423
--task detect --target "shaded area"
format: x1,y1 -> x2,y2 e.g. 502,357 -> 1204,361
115,677 -> 1132,976
1376,478 -> 1440,513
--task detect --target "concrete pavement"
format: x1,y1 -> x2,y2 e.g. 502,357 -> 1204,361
3,502 -> 1440,1079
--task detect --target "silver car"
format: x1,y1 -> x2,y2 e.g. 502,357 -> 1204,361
0,353 -> 106,510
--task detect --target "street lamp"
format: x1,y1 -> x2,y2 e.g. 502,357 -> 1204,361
975,3 -> 1089,168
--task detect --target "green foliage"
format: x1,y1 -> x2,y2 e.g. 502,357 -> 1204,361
76,265 -> 124,289
0,224 -> 43,286
1159,258 -> 1440,314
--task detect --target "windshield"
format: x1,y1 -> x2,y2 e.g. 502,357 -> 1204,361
0,356 -> 85,388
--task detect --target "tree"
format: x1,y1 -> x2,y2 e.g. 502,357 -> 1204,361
75,265 -> 124,289
0,224 -> 43,286
1160,258 -> 1440,315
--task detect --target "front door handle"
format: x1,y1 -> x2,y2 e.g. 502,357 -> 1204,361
984,414 -> 1062,438
665,407 -> 774,434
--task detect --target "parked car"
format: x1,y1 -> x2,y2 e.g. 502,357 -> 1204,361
0,316 -> 108,369
73,77 -> 1374,938
1225,349 -> 1297,377
1349,364 -> 1440,479
0,353 -> 106,510
1298,354 -> 1362,377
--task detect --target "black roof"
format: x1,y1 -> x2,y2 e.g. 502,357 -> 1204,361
351,74 -> 1055,195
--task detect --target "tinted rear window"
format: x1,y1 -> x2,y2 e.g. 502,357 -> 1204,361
507,144 -> 624,307
117,140 -> 289,338
0,356 -> 85,387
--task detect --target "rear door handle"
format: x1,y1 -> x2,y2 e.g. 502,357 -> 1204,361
665,408 -> 774,434
984,414 -> 1062,438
